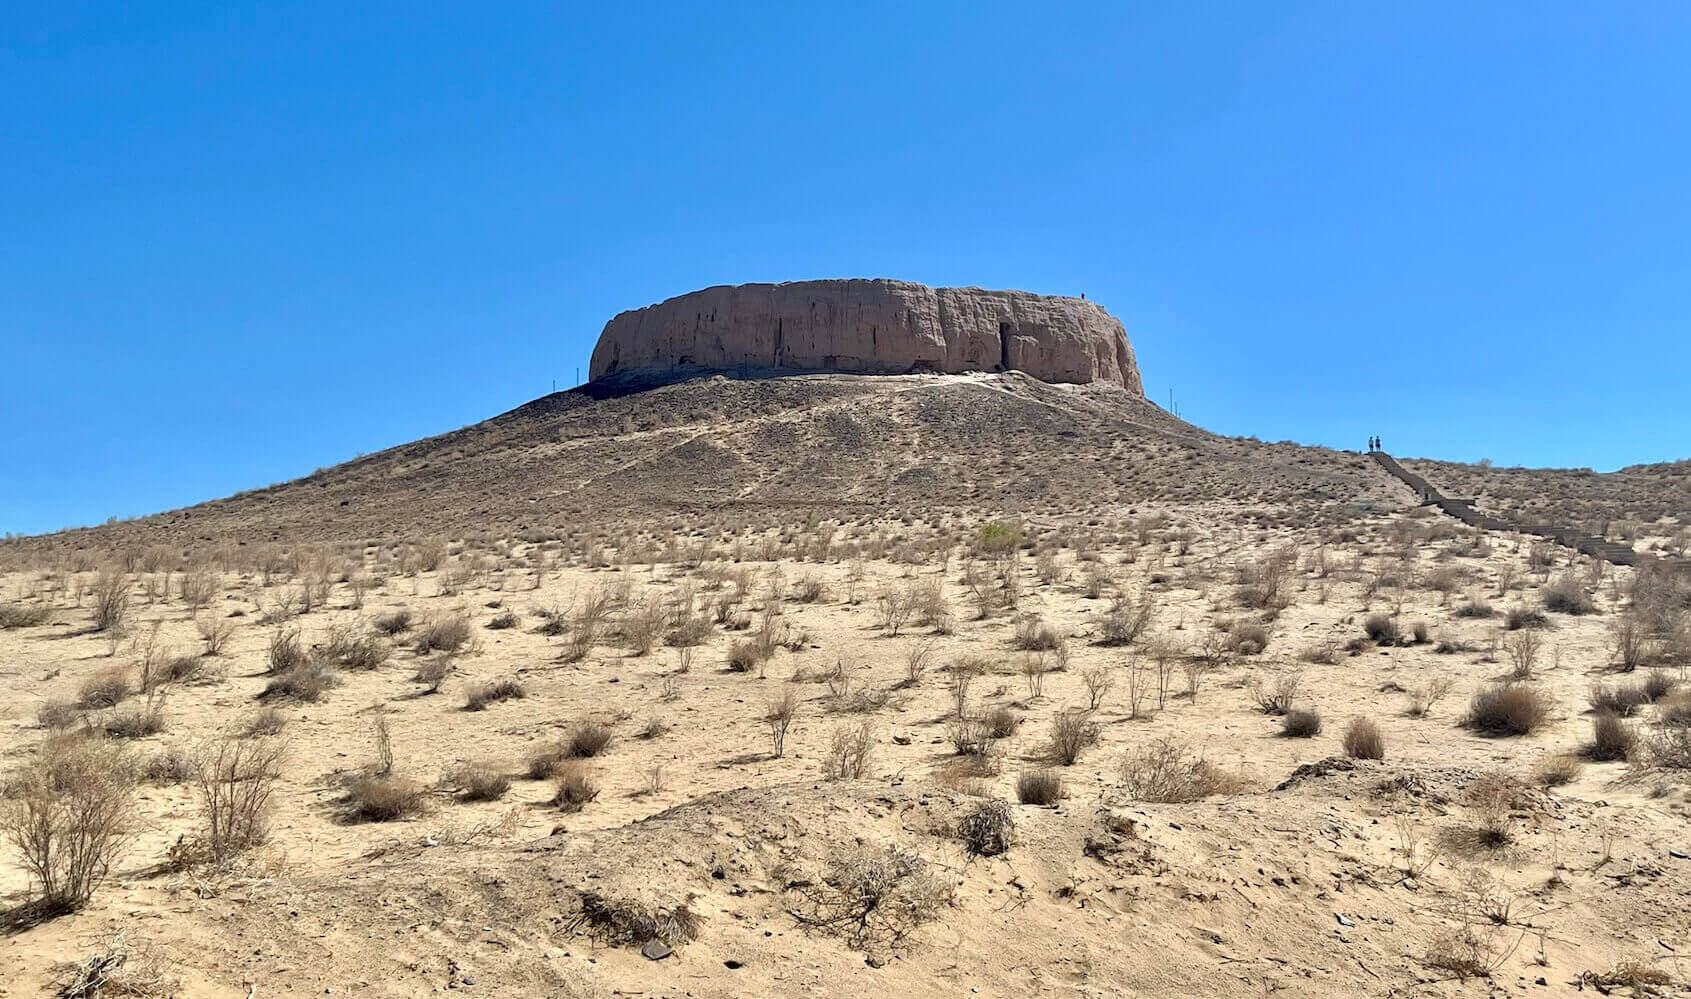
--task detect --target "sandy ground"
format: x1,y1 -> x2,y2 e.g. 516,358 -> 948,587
2,509 -> 1689,997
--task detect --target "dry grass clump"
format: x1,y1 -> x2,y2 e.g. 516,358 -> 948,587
1047,710 -> 1100,765
1,735 -> 138,911
462,677 -> 526,711
373,609 -> 413,635
821,721 -> 876,780
1248,671 -> 1301,715
77,664 -> 131,710
727,638 -> 772,673
1342,717 -> 1385,759
323,627 -> 391,671
1016,768 -> 1063,805
1588,682 -> 1650,717
1465,683 -> 1552,736
1120,737 -> 1242,803
1536,753 -> 1582,787
788,846 -> 953,951
551,762 -> 600,811
1504,606 -> 1549,631
573,891 -> 701,949
0,601 -> 53,629
258,661 -> 338,703
242,708 -> 287,738
411,656 -> 452,693
1542,574 -> 1596,615
38,699 -> 83,730
983,705 -> 1021,739
194,735 -> 286,863
1221,617 -> 1271,655
1585,712 -> 1636,761
346,775 -> 427,822
567,721 -> 614,759
665,614 -> 712,648
1279,708 -> 1322,738
449,761 -> 511,802
1362,613 -> 1402,646
956,797 -> 1014,856
1012,614 -> 1061,651
267,629 -> 310,674
1097,591 -> 1154,646
413,612 -> 473,654
1453,595 -> 1494,618
103,692 -> 168,739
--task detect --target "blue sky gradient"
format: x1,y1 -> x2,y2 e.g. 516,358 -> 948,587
5,3 -> 1689,535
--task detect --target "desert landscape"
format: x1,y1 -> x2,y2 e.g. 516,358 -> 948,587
3,282 -> 1690,997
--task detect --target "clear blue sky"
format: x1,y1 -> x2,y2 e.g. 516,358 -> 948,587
5,3 -> 1689,536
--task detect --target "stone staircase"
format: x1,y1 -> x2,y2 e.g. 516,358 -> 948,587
1367,450 -> 1685,573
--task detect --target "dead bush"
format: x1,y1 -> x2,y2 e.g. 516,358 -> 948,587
766,688 -> 799,758
787,846 -> 953,951
449,761 -> 511,802
1012,614 -> 1061,651
1342,717 -> 1385,759
90,570 -> 131,633
77,664 -> 131,710
373,609 -> 413,635
266,629 -> 309,675
551,762 -> 600,811
572,891 -> 701,949
1,736 -> 138,910
194,735 -> 287,863
1047,709 -> 1099,765
1222,618 -> 1270,655
1248,671 -> 1301,715
37,699 -> 82,731
1588,682 -> 1650,717
1120,737 -> 1241,803
1098,591 -> 1154,646
414,612 -> 473,654
1465,683 -> 1552,736
822,721 -> 876,780
103,691 -> 167,739
1586,712 -> 1636,761
1536,753 -> 1582,787
567,721 -> 614,759
0,601 -> 53,629
1016,768 -> 1063,805
1362,613 -> 1401,645
242,708 -> 287,738
259,661 -> 337,702
956,797 -> 1013,857
1543,575 -> 1596,615
346,775 -> 426,822
411,656 -> 452,693
1504,606 -> 1549,631
1279,708 -> 1322,738
463,678 -> 526,711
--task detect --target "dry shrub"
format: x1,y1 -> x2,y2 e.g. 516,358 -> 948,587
1536,753 -> 1582,787
266,629 -> 309,674
450,761 -> 511,802
194,735 -> 286,863
1504,606 -> 1549,631
258,662 -> 337,703
414,612 -> 473,654
1642,724 -> 1691,770
0,601 -> 53,629
1016,768 -> 1063,805
1424,925 -> 1508,979
1,735 -> 138,911
1121,737 -> 1241,803
525,743 -> 570,780
788,846 -> 953,951
765,687 -> 799,758
373,609 -> 413,635
103,692 -> 167,739
956,798 -> 1013,856
1279,708 -> 1322,738
1543,575 -> 1596,615
665,614 -> 712,648
1465,683 -> 1552,736
463,678 -> 526,711
727,639 -> 769,673
1464,773 -> 1525,846
1222,618 -> 1270,655
411,656 -> 452,693
1047,710 -> 1099,765
1012,614 -> 1061,651
551,762 -> 599,811
567,721 -> 614,759
90,570 -> 130,633
346,775 -> 426,822
485,610 -> 519,630
1454,596 -> 1494,618
573,891 -> 701,948
242,708 -> 287,738
983,705 -> 1020,739
50,929 -> 177,999
1342,717 -> 1385,759
1248,671 -> 1301,715
78,664 -> 131,710
1586,712 -> 1636,761
1098,591 -> 1154,646
1589,682 -> 1649,717
38,699 -> 82,731
821,721 -> 875,780
1362,613 -> 1401,645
